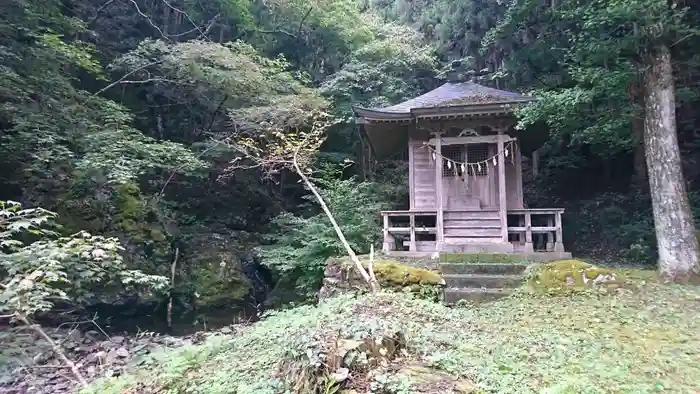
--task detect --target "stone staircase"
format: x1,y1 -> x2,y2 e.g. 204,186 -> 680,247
440,262 -> 528,304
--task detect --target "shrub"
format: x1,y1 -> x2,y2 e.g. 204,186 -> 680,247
0,200 -> 167,318
263,168 -> 390,296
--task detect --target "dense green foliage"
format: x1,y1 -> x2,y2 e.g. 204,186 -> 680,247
0,201 -> 165,317
3,0 -> 700,316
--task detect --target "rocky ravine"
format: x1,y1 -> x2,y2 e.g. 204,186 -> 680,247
0,324 -> 238,394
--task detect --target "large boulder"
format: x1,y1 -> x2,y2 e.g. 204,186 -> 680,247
185,232 -> 256,310
319,256 -> 446,301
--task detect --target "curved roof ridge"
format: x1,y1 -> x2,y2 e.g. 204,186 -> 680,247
354,81 -> 535,118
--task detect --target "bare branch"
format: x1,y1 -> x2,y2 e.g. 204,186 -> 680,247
291,127 -> 379,293
128,0 -> 170,40
297,7 -> 313,37
161,0 -> 213,41
93,60 -> 164,96
368,244 -> 378,286
167,14 -> 220,38
255,29 -> 297,38
16,314 -> 88,388
671,33 -> 695,48
88,0 -> 117,26
118,78 -> 183,85
254,7 -> 312,40
157,95 -> 229,198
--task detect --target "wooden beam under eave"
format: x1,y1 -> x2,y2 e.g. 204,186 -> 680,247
427,135 -> 516,146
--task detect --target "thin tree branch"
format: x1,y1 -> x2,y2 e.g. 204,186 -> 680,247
253,7 -> 312,40
118,78 -> 182,85
671,33 -> 695,48
128,0 -> 170,40
160,0 -> 213,41
93,60 -> 164,96
157,95 -> 229,198
291,132 -> 379,293
16,314 -> 88,388
255,29 -> 297,38
88,0 -> 117,26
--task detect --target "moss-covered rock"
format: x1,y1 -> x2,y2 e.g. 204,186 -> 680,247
371,260 -> 445,286
524,259 -> 620,295
186,232 -> 254,310
319,256 -> 445,301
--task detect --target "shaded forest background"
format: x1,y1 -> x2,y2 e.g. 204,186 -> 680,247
3,0 -> 700,318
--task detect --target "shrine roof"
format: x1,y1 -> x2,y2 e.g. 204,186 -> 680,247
353,81 -> 535,122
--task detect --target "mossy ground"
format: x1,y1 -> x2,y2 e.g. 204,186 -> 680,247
84,269 -> 700,394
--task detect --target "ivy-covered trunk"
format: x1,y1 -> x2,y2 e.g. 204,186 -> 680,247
643,43 -> 700,282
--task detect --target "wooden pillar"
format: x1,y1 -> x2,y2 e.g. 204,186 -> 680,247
497,132 -> 508,242
409,214 -> 417,252
408,139 -> 416,210
434,133 -> 444,249
546,216 -> 554,251
555,211 -> 565,252
524,212 -> 534,253
382,213 -> 393,252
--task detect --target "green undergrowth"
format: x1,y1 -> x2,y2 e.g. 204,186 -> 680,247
84,276 -> 700,394
440,253 -> 530,265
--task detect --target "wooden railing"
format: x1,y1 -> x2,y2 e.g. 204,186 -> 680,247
381,210 -> 437,252
381,208 -> 565,253
507,208 -> 565,253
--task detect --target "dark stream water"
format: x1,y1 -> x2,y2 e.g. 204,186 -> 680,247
48,258 -> 276,337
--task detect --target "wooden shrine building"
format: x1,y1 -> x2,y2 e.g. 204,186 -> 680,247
353,80 -> 572,258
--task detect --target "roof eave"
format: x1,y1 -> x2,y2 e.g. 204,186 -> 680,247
411,100 -> 534,118
352,106 -> 413,122
354,98 -> 535,123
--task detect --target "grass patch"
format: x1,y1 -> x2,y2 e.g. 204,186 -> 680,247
85,272 -> 700,394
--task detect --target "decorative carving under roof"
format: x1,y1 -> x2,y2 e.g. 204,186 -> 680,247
353,82 -> 535,122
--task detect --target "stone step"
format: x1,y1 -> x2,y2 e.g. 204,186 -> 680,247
442,274 -> 523,289
444,288 -> 512,304
440,263 -> 528,275
440,243 -> 514,253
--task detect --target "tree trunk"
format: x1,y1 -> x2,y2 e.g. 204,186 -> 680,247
643,43 -> 700,282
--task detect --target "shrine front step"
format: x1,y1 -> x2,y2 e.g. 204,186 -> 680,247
442,273 -> 523,289
440,263 -> 528,275
440,262 -> 527,305
443,288 -> 513,304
